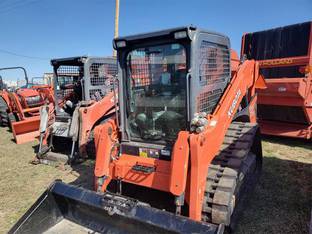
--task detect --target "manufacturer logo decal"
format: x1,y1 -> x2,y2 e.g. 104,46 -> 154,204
278,87 -> 287,92
259,58 -> 293,66
228,89 -> 241,117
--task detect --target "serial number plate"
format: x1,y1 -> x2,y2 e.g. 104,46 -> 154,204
139,148 -> 160,159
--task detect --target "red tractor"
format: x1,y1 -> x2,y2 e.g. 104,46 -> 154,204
0,67 -> 53,144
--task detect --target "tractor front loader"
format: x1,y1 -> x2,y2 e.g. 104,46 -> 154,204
10,26 -> 265,233
0,67 -> 53,144
36,56 -> 117,166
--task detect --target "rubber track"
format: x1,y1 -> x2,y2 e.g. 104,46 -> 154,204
201,121 -> 259,225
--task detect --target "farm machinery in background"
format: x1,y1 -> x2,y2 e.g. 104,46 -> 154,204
242,21 -> 312,139
35,56 -> 117,165
0,67 -> 54,144
11,26 -> 266,233
0,75 -> 7,90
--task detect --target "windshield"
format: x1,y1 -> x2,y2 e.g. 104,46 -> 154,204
126,43 -> 187,142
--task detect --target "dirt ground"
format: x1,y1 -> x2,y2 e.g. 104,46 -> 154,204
0,126 -> 311,234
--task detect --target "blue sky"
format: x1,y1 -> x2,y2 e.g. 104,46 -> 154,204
0,0 -> 311,82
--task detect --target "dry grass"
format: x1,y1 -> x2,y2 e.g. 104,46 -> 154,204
0,127 -> 93,233
235,137 -> 312,234
0,127 -> 311,233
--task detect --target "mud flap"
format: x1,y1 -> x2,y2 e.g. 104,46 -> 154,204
9,181 -> 221,234
11,117 -> 40,144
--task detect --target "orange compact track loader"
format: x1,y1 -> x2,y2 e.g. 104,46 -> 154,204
36,56 -> 118,165
241,21 -> 312,139
0,67 -> 53,144
10,26 -> 265,233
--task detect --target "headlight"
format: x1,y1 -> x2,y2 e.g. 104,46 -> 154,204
174,31 -> 188,39
115,40 -> 126,48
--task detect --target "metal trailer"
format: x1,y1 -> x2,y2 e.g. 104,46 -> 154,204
241,21 -> 312,139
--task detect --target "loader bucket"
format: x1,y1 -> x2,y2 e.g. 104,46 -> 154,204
9,181 -> 221,234
11,117 -> 40,144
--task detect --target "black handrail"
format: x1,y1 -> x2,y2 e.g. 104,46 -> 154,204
0,67 -> 29,85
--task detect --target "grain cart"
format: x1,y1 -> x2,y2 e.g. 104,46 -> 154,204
10,26 -> 266,233
0,67 -> 53,143
241,21 -> 312,139
36,56 -> 117,165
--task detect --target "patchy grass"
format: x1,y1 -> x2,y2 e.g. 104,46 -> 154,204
235,137 -> 312,234
0,127 -> 311,233
0,127 -> 93,233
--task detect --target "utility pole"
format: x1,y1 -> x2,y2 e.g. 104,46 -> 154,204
113,0 -> 120,57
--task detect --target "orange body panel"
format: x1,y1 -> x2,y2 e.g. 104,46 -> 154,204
95,59 -> 262,221
113,155 -> 171,191
259,120 -> 311,139
169,131 -> 190,196
94,119 -> 119,177
12,117 -> 40,144
187,60 -> 260,220
257,74 -> 311,139
78,92 -> 116,157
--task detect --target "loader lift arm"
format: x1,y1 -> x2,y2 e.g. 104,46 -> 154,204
187,60 -> 264,220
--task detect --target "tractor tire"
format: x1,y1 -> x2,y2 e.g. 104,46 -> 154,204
0,97 -> 9,127
201,122 -> 262,228
8,112 -> 17,131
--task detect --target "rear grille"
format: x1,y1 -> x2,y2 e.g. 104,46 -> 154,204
197,41 -> 230,114
197,89 -> 222,114
258,104 -> 309,124
88,62 -> 117,100
199,41 -> 230,86
90,63 -> 116,86
25,95 -> 43,107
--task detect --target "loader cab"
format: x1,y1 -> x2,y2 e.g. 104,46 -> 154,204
51,56 -> 117,116
114,26 -> 231,157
